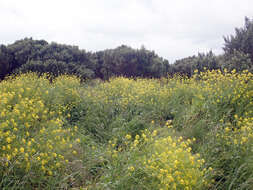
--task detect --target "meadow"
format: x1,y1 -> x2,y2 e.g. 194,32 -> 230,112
0,70 -> 252,189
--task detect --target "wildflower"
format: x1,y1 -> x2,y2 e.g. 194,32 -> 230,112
128,166 -> 135,172
6,137 -> 12,143
48,170 -> 53,176
125,134 -> 132,140
20,147 -> 25,153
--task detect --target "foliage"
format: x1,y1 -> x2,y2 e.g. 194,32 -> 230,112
17,59 -> 95,80
173,51 -> 220,77
94,45 -> 170,79
99,129 -> 212,190
219,49 -> 252,72
0,45 -> 13,80
80,69 -> 252,189
223,17 -> 253,70
0,39 -> 170,81
0,66 -> 253,189
0,73 -> 85,189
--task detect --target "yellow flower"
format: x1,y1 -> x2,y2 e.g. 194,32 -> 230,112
128,166 -> 135,172
20,147 -> 25,153
27,141 -> 32,146
6,154 -> 11,161
152,130 -> 157,136
135,134 -> 140,140
125,134 -> 132,140
6,137 -> 12,143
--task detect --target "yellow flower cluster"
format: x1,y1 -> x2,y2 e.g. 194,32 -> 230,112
84,77 -> 171,113
84,70 -> 252,124
0,73 -> 81,176
107,129 -> 211,190
191,69 -> 252,106
218,116 -> 253,147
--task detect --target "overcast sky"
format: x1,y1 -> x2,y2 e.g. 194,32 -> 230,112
0,0 -> 252,62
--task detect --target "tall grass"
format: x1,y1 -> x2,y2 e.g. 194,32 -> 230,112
0,70 -> 252,189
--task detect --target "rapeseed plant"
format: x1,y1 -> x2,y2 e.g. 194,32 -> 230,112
0,73 -> 83,188
101,128 -> 212,190
0,69 -> 252,189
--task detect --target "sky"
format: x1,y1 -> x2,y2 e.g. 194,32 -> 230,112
0,0 -> 252,62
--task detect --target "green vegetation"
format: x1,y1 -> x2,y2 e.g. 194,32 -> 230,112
0,42 -> 169,81
0,70 -> 252,189
0,74 -> 84,189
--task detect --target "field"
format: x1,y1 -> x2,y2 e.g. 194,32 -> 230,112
0,70 -> 252,189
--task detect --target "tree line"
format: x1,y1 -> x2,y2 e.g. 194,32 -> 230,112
0,17 -> 252,80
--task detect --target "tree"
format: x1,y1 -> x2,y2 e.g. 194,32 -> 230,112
94,45 -> 170,79
0,39 -> 170,80
0,45 -> 14,80
172,51 -> 220,77
219,50 -> 252,72
223,17 -> 253,69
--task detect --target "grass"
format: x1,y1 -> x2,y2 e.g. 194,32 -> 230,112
0,69 -> 252,189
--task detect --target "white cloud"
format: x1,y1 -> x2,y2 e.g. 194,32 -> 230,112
0,0 -> 252,62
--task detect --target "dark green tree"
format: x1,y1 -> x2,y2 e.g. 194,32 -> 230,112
1,39 -> 170,80
223,17 -> 253,69
218,50 -> 252,72
0,45 -> 14,79
94,45 -> 170,79
172,51 -> 220,77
